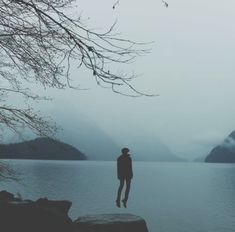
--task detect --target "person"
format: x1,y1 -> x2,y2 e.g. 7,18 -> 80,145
116,147 -> 133,208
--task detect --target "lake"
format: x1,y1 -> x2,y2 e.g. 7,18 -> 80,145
1,160 -> 235,232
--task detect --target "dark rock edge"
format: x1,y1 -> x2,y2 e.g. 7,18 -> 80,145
0,190 -> 148,232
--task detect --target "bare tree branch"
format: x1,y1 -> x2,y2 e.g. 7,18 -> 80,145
0,0 -> 153,139
0,161 -> 19,181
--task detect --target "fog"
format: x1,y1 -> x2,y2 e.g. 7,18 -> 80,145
10,0 -> 235,160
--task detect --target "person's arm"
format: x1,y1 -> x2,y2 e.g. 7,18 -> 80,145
130,157 -> 133,179
117,158 -> 121,179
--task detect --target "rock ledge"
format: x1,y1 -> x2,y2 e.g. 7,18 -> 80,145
74,213 -> 148,232
0,191 -> 149,232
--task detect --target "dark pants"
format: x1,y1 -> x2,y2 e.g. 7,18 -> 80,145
116,178 -> 131,202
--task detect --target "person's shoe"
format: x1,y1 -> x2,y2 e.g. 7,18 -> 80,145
116,200 -> 121,208
122,199 -> 127,208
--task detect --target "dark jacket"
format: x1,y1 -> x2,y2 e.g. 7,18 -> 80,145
117,154 -> 133,180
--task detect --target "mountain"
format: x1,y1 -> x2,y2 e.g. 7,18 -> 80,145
44,100 -> 182,161
0,137 -> 86,160
55,114 -> 121,161
57,118 -> 182,161
205,130 -> 235,163
117,134 -> 183,162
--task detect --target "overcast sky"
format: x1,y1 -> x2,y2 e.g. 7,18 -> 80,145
40,0 -> 235,160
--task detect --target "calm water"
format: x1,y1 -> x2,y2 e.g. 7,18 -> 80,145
1,160 -> 235,232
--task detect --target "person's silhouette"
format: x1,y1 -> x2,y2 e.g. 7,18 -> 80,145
116,147 -> 133,208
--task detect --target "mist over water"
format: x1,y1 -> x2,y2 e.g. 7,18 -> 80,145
2,160 -> 235,232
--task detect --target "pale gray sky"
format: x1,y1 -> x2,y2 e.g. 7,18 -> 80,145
38,0 -> 235,160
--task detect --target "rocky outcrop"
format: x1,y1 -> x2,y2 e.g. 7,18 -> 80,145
0,191 -> 73,232
74,214 -> 149,232
0,191 -> 149,232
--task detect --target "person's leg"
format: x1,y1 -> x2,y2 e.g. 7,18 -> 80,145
116,179 -> 124,207
124,179 -> 131,200
122,179 -> 131,207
